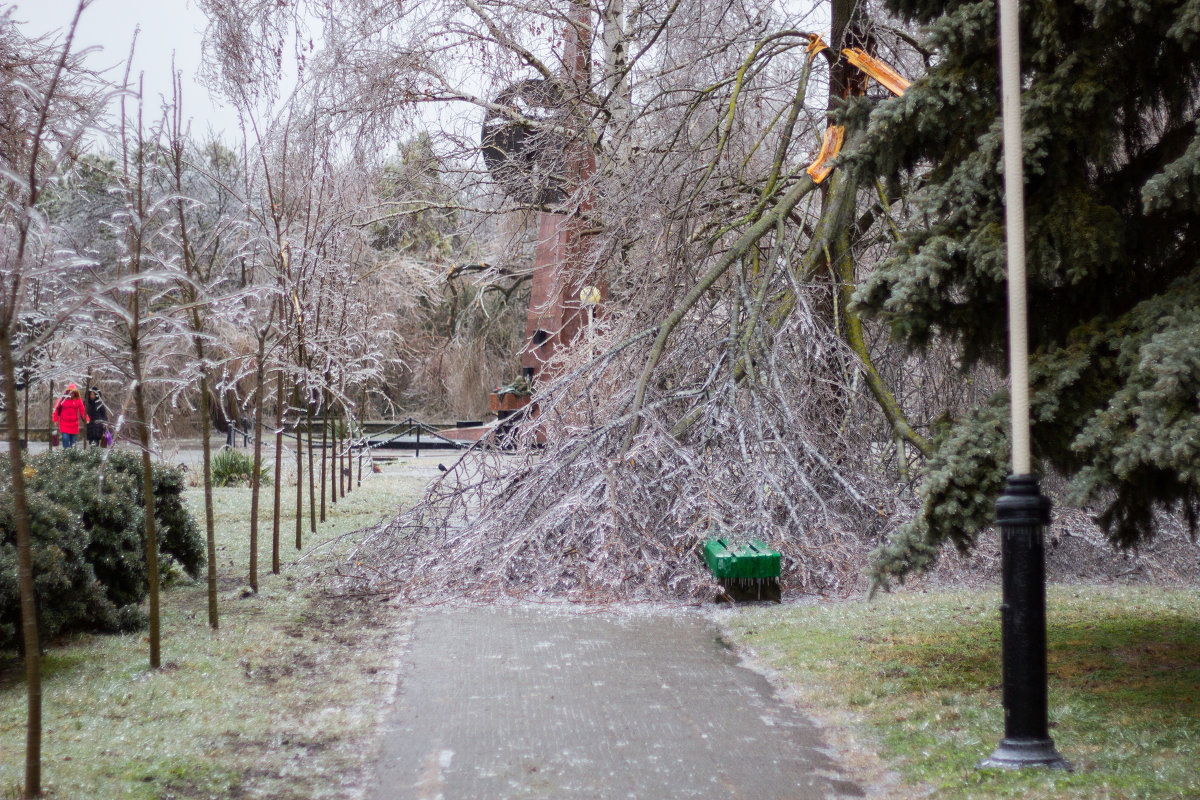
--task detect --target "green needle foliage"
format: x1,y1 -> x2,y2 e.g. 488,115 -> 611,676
849,0 -> 1200,585
0,448 -> 204,650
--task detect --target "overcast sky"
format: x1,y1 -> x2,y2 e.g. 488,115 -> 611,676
9,0 -> 832,150
9,0 -> 243,140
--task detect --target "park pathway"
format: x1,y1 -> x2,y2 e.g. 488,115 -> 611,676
367,604 -> 864,800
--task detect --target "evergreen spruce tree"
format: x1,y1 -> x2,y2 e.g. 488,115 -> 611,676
849,0 -> 1200,584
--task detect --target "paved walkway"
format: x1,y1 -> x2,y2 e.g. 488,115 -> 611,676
368,605 -> 863,800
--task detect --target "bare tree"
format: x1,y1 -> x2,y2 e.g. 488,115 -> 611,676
164,84 -> 250,627
0,3 -> 107,793
105,68 -> 174,668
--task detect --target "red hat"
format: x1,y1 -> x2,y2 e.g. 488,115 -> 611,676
67,383 -> 77,391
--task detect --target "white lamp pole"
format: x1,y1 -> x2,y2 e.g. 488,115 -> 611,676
979,0 -> 1070,771
1000,0 -> 1031,476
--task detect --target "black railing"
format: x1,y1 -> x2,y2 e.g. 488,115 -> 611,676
224,416 -> 467,457
360,417 -> 466,457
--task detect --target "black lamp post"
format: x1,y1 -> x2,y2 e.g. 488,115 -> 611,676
979,475 -> 1069,768
978,0 -> 1070,771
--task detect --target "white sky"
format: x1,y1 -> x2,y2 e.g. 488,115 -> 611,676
7,0 -> 243,140
8,0 -> 832,151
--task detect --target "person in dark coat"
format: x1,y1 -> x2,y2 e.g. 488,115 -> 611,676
85,387 -> 108,447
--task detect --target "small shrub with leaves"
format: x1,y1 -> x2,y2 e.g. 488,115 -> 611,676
210,446 -> 272,488
0,448 -> 204,651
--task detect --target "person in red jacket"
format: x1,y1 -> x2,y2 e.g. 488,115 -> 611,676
53,384 -> 89,449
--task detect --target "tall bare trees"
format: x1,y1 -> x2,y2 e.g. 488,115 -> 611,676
192,0 -> 935,599
3,4 -> 407,793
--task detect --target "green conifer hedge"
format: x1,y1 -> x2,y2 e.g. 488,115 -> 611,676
0,448 -> 204,650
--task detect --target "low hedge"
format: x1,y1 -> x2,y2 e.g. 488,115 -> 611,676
0,448 -> 204,651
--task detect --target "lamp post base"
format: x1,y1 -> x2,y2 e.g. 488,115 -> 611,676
979,737 -> 1072,771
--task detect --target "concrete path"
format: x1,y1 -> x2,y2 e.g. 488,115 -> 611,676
368,605 -> 863,800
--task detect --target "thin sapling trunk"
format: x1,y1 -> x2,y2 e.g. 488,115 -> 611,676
1,331 -> 42,797
320,387 -> 328,521
272,369 -> 283,573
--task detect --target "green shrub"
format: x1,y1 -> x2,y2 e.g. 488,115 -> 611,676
32,449 -> 147,608
0,448 -> 204,651
0,487 -> 115,649
101,449 -> 205,586
210,446 -> 272,488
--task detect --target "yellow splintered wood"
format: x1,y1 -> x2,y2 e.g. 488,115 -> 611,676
842,48 -> 910,96
806,125 -> 845,184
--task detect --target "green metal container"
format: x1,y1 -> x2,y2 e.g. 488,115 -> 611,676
702,538 -> 781,580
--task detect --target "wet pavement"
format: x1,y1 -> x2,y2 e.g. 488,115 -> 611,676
367,604 -> 863,800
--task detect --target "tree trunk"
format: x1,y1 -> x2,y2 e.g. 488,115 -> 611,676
830,0 -> 862,98
340,401 -> 348,497
306,390 -> 316,534
198,364 -> 218,629
81,372 -> 91,451
272,369 -> 283,574
332,402 -> 340,504
294,379 -> 304,550
811,0 -> 862,338
343,407 -> 350,496
357,389 -> 365,488
248,356 -> 266,592
131,336 -> 160,670
47,379 -> 54,450
343,408 -> 349,495
320,388 -> 328,521
2,330 -> 42,798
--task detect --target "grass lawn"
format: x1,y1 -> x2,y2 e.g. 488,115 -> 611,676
1,456 -> 436,800
719,585 -> 1200,799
